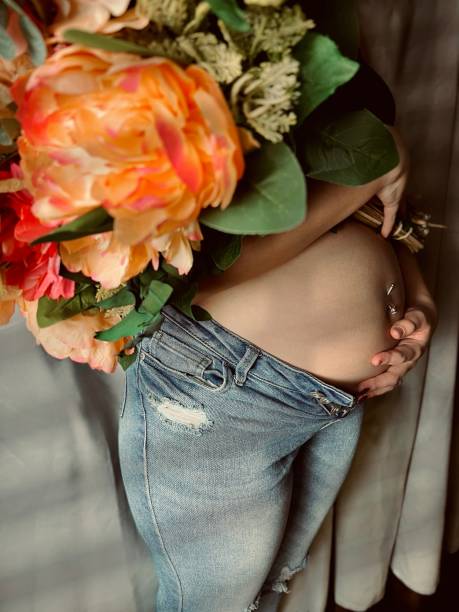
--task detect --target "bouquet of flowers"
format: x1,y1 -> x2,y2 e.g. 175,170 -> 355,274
0,0 -> 416,372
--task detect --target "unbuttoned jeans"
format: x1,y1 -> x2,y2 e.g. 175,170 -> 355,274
118,304 -> 364,612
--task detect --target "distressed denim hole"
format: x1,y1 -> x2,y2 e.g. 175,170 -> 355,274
150,396 -> 214,435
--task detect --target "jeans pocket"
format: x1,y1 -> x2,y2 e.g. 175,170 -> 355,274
139,329 -> 232,394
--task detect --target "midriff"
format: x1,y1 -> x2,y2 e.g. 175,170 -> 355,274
193,219 -> 405,394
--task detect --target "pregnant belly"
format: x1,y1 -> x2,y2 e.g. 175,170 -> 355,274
193,220 -> 405,393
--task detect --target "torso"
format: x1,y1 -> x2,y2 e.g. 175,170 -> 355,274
193,219 -> 405,394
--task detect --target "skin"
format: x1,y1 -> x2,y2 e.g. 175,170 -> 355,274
194,126 -> 437,398
357,243 -> 438,401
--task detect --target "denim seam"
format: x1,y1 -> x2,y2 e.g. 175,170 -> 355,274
120,373 -> 128,418
161,310 -> 355,405
136,358 -> 184,612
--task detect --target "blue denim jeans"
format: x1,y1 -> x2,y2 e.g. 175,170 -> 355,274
118,304 -> 364,612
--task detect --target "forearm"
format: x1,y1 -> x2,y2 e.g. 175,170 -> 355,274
199,177 -> 384,293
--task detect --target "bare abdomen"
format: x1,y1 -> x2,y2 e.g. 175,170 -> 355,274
193,220 -> 405,393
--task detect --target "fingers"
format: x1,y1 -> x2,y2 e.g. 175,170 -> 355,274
357,366 -> 407,400
380,203 -> 398,238
371,339 -> 423,367
390,317 -> 417,339
377,172 -> 407,237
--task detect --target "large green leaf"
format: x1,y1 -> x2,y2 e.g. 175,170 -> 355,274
96,286 -> 136,310
206,0 -> 250,33
200,143 -> 307,235
62,29 -> 158,55
139,281 -> 173,316
37,284 -> 97,328
31,207 -> 114,245
96,280 -> 172,341
3,0 -> 46,65
304,0 -> 360,59
293,33 -> 358,124
300,109 -> 399,185
95,309 -> 157,341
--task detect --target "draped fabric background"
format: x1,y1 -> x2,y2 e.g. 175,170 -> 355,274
0,2 -> 458,612
281,1 -> 459,609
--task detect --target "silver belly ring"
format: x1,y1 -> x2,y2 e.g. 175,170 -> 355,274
386,282 -> 396,296
386,303 -> 399,317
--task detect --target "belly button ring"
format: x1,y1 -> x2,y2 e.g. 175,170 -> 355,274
386,283 -> 396,296
386,303 -> 399,317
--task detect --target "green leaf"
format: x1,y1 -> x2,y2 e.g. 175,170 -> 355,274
118,348 -> 138,370
168,282 -> 198,319
305,0 -> 360,60
0,24 -> 16,60
200,143 -> 306,235
293,33 -> 359,124
209,233 -> 242,271
0,3 -> 8,27
95,309 -> 157,341
0,117 -> 20,145
160,260 -> 181,278
62,29 -> 157,55
58,268 -> 91,284
37,284 -> 97,328
139,280 -> 173,316
136,265 -> 167,299
301,109 -> 399,185
206,0 -> 250,33
96,286 -> 136,310
191,304 -> 213,321
31,207 -> 114,245
3,0 -> 46,65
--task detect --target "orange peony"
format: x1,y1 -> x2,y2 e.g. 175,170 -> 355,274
10,45 -> 245,275
19,297 -> 127,373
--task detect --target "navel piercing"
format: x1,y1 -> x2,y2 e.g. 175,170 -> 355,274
386,283 -> 396,296
386,303 -> 399,317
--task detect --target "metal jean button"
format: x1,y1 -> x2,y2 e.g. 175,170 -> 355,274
329,404 -> 349,418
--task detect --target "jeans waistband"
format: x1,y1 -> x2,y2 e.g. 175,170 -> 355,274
156,304 -> 357,408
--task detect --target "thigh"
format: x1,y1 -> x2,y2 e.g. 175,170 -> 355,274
257,404 -> 364,602
119,351 -> 295,612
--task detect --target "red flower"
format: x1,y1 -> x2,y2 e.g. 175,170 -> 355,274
0,165 -> 75,301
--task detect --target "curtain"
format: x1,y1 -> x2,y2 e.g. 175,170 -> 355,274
280,1 -> 459,610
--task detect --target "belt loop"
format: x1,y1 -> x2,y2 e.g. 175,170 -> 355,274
234,346 -> 260,386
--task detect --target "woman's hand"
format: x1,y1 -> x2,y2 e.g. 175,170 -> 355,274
375,125 -> 410,238
356,302 -> 437,401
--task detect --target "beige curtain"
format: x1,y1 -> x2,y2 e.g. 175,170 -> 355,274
280,1 -> 459,610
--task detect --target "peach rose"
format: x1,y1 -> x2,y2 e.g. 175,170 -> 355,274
19,296 -> 127,373
49,1 -> 149,41
59,232 -> 156,289
11,45 -> 244,275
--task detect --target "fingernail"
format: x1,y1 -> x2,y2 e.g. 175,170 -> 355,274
393,327 -> 403,338
373,358 -> 383,366
357,393 -> 369,403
